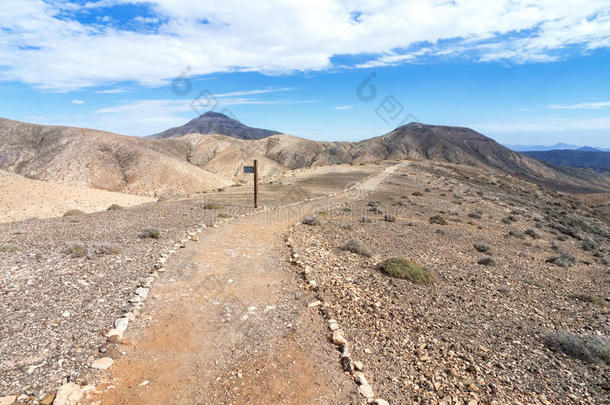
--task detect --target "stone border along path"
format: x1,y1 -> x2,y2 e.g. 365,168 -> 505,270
284,169 -> 402,405
4,163 -> 402,405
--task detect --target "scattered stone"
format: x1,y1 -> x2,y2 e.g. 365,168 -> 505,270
114,317 -> 129,332
332,330 -> 348,347
91,357 -> 114,370
106,328 -> 124,343
54,383 -> 83,405
353,372 -> 368,385
0,396 -> 16,405
354,360 -> 363,371
135,287 -> 149,299
374,400 -> 389,405
39,393 -> 56,405
358,383 -> 374,398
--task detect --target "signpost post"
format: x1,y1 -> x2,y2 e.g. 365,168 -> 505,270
243,159 -> 258,208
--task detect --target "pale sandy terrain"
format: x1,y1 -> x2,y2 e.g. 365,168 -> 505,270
0,171 -> 154,223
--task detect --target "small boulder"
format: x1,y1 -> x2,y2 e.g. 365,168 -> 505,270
54,383 -> 82,405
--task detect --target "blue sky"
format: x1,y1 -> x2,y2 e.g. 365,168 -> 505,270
1,1 -> 610,147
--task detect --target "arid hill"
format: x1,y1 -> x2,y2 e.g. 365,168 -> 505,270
0,118 -> 232,197
1,117 -> 609,197
150,111 -> 282,140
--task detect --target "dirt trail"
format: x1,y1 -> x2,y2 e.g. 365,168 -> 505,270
87,164 -> 403,405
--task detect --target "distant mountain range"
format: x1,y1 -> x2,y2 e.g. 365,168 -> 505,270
1,114 -> 609,197
522,150 -> 610,173
505,143 -> 610,152
150,111 -> 282,140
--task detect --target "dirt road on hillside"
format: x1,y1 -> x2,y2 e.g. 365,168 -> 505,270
85,164 -> 403,405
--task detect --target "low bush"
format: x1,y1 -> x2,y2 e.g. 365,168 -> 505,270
204,203 -> 221,210
411,191 -> 423,197
569,294 -> 608,307
377,257 -> 434,285
138,227 -> 161,239
543,331 -> 610,365
477,256 -> 495,266
429,215 -> 447,225
581,238 -> 598,251
384,214 -> 396,222
508,230 -> 525,240
524,229 -> 541,239
63,209 -> 85,217
217,213 -> 232,219
302,216 -> 319,226
0,243 -> 20,253
341,239 -> 374,257
474,243 -> 491,254
546,253 -> 575,267
107,204 -> 123,211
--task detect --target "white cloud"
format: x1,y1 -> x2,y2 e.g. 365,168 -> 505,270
334,105 -> 352,110
72,99 -> 84,104
95,88 -> 126,94
548,101 -> 610,109
92,89 -> 318,135
1,1 -> 610,90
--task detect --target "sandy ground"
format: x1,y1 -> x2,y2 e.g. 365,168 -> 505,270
0,171 -> 155,223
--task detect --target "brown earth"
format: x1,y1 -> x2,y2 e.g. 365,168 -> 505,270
1,160 -> 608,404
0,170 -> 154,223
2,117 -> 609,200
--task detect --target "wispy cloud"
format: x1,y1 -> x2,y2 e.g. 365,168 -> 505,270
72,99 -> 84,104
95,89 -> 126,94
334,105 -> 352,110
1,1 -> 609,91
548,101 -> 610,109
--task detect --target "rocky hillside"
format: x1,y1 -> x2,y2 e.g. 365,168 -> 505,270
150,111 -> 282,140
0,118 -> 232,197
1,117 -> 609,196
522,150 -> 610,173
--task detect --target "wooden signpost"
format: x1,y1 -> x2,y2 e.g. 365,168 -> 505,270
243,159 -> 258,208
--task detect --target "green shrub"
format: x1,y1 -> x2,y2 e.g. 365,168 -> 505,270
429,215 -> 447,225
411,192 -> 423,197
377,257 -> 434,285
204,203 -> 221,210
341,239 -> 374,257
217,213 -> 232,219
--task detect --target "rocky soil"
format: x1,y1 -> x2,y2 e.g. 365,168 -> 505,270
0,166 -> 376,403
290,161 -> 609,404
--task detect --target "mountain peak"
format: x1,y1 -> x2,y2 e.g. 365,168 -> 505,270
150,111 -> 282,140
